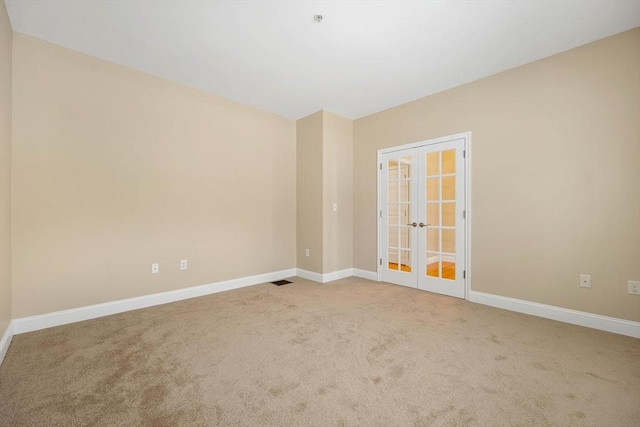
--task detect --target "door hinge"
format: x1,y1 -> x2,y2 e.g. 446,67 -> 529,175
463,150 -> 466,159
463,270 -> 466,279
380,258 -> 382,266
380,210 -> 382,218
380,163 -> 382,170
463,210 -> 466,219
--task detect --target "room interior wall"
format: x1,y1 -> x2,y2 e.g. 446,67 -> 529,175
322,111 -> 353,274
296,110 -> 354,276
296,111 -> 324,273
11,33 -> 297,318
354,28 -> 640,322
0,0 -> 12,337
5,19 -> 639,328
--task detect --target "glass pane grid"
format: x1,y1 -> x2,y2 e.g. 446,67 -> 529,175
387,155 -> 413,274
422,148 -> 458,281
442,176 -> 455,201
388,149 -> 459,282
442,149 -> 456,174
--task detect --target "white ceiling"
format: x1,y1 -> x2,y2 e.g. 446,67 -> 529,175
5,1 -> 640,120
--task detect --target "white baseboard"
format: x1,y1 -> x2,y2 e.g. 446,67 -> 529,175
296,268 -> 376,284
12,268 -> 297,335
468,290 -> 640,339
296,269 -> 325,283
8,267 -> 635,361
321,269 -> 354,283
353,269 -> 378,281
0,320 -> 14,367
296,268 -> 349,283
11,266 -> 366,338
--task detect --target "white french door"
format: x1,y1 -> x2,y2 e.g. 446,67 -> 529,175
379,135 -> 467,298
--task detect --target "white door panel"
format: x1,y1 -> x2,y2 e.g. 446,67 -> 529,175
417,140 -> 465,298
380,150 -> 418,288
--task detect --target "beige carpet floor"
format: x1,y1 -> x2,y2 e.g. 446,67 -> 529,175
0,277 -> 638,426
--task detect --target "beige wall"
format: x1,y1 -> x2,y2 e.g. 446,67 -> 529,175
296,110 -> 353,275
322,111 -> 353,274
5,23 -> 639,324
12,34 -> 296,318
0,0 -> 12,336
354,28 -> 640,322
296,111 -> 324,273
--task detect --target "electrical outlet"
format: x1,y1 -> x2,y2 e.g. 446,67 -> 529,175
151,263 -> 159,274
305,248 -> 310,257
629,281 -> 640,295
579,274 -> 591,288
180,260 -> 188,270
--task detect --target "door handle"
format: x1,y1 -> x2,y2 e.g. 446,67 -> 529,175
406,222 -> 417,227
419,222 -> 431,227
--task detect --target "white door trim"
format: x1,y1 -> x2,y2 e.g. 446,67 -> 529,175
377,132 -> 472,299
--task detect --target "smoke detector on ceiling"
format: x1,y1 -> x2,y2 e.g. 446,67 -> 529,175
314,14 -> 323,23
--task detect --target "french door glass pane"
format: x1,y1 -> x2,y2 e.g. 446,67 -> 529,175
427,202 -> 439,226
401,249 -> 412,273
388,204 -> 398,225
426,252 -> 440,278
442,149 -> 456,174
400,180 -> 410,202
399,204 -> 410,224
442,176 -> 455,201
400,227 -> 410,249
388,181 -> 398,202
442,202 -> 455,227
388,227 -> 398,248
443,256 -> 456,280
389,160 -> 399,179
388,249 -> 398,270
426,152 -> 439,176
426,178 -> 439,201
427,228 -> 439,252
442,229 -> 455,254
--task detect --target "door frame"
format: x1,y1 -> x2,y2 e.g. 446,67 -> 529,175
376,131 -> 472,299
